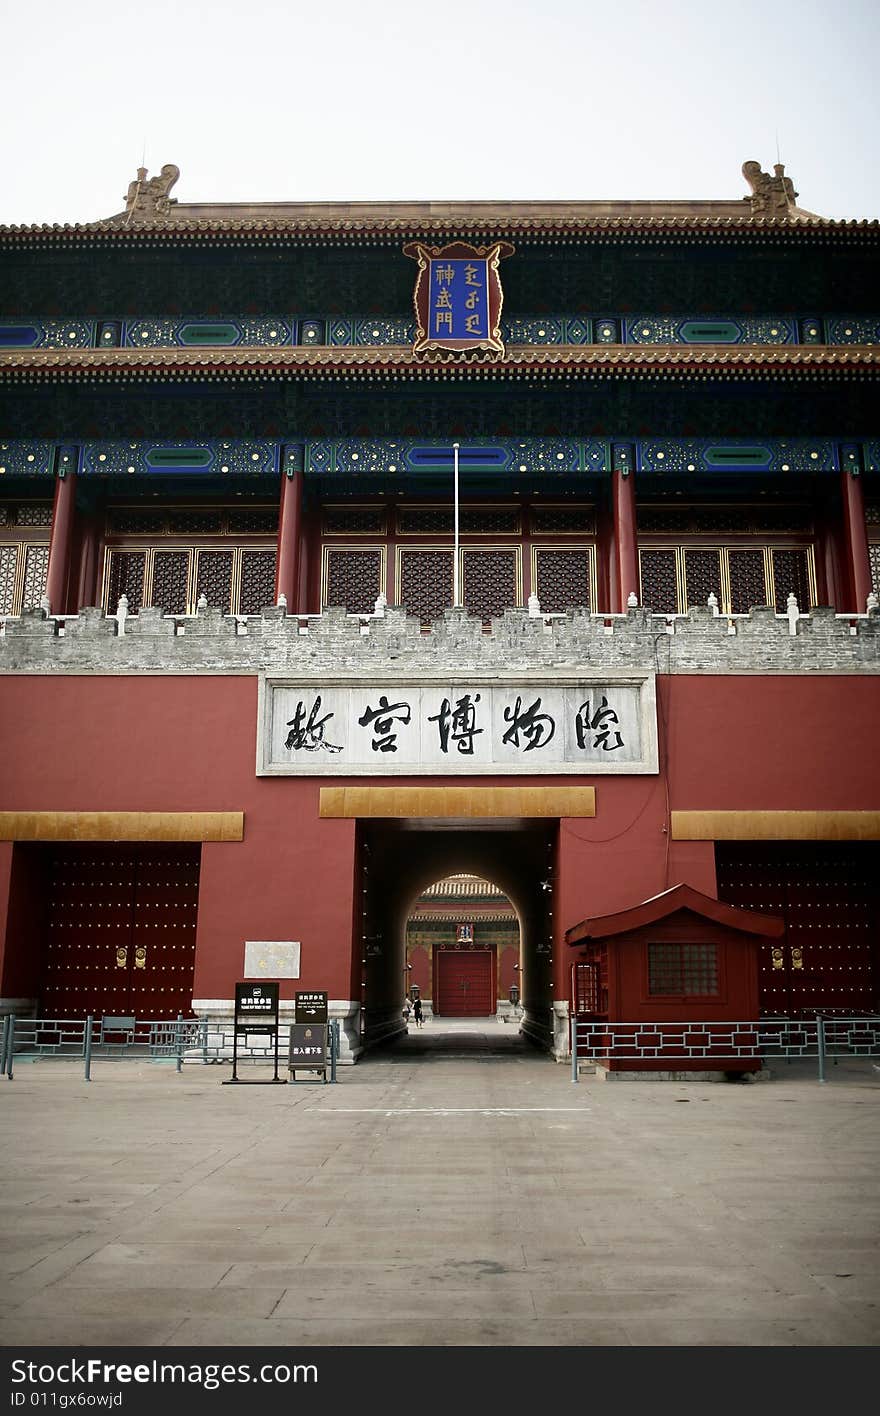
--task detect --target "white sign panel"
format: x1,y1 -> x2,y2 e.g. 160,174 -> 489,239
244,941 -> 301,978
257,677 -> 657,776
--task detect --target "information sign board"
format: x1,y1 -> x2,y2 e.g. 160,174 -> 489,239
289,1022 -> 328,1082
222,981 -> 285,1085
295,991 -> 328,1023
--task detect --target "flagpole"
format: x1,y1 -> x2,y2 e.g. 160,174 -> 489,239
453,441 -> 460,606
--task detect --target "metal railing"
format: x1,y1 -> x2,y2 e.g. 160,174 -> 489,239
570,1016 -> 880,1083
1,1014 -> 341,1082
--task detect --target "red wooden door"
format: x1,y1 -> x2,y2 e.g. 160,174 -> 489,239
41,846 -> 199,1019
435,949 -> 495,1016
717,845 -> 878,1016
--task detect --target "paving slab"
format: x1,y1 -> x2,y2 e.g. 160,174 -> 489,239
0,1019 -> 878,1348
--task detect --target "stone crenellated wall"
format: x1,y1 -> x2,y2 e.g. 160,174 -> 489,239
2,600 -> 879,676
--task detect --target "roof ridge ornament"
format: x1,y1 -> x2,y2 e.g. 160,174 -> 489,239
124,164 -> 180,222
742,159 -> 802,218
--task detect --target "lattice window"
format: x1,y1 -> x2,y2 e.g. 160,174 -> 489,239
324,548 -> 382,612
770,548 -> 812,611
648,943 -> 719,996
871,544 -> 880,596
226,507 -> 278,535
754,507 -> 812,534
395,506 -> 521,535
397,507 -> 453,535
107,509 -> 167,535
531,506 -> 596,534
462,549 -> 519,620
639,549 -> 679,613
639,508 -> 692,534
238,550 -> 277,615
865,503 -> 880,526
575,961 -> 600,1014
168,511 -> 222,536
150,551 -> 190,614
322,506 -> 386,535
682,549 -> 722,610
16,504 -> 52,528
728,549 -> 769,613
0,507 -> 9,527
461,508 -> 520,535
399,549 -> 453,623
106,551 -> 146,613
534,548 -> 592,612
21,545 -> 49,609
641,544 -> 813,614
195,551 -> 234,612
0,544 -> 18,613
695,507 -> 757,534
640,505 -> 811,535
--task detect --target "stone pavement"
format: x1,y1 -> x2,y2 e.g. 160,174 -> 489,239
0,1019 -> 878,1348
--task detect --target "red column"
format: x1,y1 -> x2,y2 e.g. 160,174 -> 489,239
612,464 -> 639,613
45,471 -> 77,614
595,503 -> 614,614
814,499 -> 844,610
840,460 -> 872,613
74,509 -> 101,611
303,500 -> 322,614
275,466 -> 304,612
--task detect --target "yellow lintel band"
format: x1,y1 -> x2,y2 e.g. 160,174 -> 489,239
671,810 -> 880,842
0,812 -> 244,842
319,786 -> 596,819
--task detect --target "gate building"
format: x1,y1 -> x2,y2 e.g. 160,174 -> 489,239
1,158 -> 878,1062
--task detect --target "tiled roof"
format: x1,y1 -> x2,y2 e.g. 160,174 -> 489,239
2,214 -> 878,249
2,343 -> 877,384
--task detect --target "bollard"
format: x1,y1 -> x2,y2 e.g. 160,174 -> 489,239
1,1016 -> 8,1079
6,1015 -> 14,1080
330,1019 -> 339,1083
84,1015 -> 93,1082
571,1014 -> 578,1083
176,1012 -> 184,1073
817,1013 -> 826,1084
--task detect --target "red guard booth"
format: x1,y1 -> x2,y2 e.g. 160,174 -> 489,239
566,884 -> 784,1078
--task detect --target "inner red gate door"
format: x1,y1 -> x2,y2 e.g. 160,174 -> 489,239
41,845 -> 199,1019
717,844 -> 878,1016
435,949 -> 495,1016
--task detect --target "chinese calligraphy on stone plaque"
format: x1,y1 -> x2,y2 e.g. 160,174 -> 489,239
258,679 -> 657,776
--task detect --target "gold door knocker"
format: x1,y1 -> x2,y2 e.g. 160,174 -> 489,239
115,946 -> 128,968
134,945 -> 147,970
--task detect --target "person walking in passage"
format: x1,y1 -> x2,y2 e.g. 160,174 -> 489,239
412,995 -> 424,1027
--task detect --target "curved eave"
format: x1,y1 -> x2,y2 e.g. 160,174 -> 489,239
1,344 -> 878,385
566,883 -> 784,943
1,214 -> 879,251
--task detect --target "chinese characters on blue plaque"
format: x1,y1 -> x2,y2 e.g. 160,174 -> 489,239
261,680 -> 657,775
404,240 -> 514,356
430,259 -> 489,341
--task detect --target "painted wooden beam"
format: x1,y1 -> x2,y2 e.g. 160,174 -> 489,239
319,786 -> 595,819
0,812 -> 244,842
671,810 -> 880,841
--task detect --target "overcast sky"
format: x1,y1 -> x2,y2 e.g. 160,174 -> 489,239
2,0 -> 879,225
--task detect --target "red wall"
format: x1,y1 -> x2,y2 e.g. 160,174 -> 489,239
0,677 -> 356,1002
554,676 -> 880,992
2,673 -> 879,1004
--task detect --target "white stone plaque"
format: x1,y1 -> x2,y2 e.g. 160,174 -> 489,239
244,941 -> 301,978
257,676 -> 657,775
